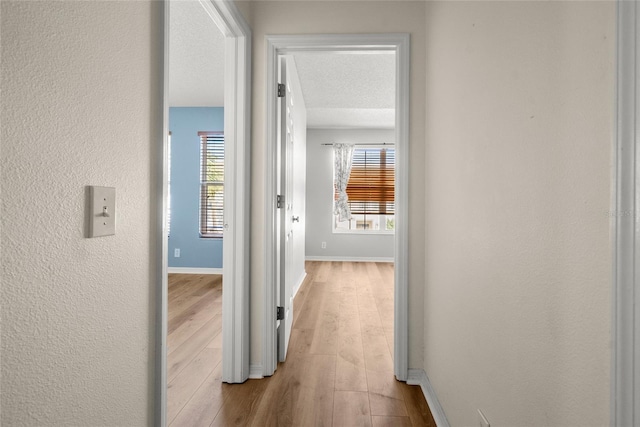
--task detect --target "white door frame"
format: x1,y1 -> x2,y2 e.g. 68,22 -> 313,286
263,34 -> 410,380
156,0 -> 251,425
612,0 -> 639,424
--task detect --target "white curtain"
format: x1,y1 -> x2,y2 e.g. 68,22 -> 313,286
333,143 -> 355,222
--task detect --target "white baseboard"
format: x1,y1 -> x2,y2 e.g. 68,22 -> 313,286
293,271 -> 307,299
407,369 -> 450,427
249,364 -> 263,379
167,267 -> 223,275
305,255 -> 394,263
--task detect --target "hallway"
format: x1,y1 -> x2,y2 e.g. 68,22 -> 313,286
168,261 -> 434,426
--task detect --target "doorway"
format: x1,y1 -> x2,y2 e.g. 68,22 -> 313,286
157,0 -> 251,425
262,34 -> 410,381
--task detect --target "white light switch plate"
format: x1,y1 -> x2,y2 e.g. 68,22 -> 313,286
89,186 -> 116,237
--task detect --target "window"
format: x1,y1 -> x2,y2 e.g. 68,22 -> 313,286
167,132 -> 172,237
199,132 -> 224,238
334,146 -> 395,233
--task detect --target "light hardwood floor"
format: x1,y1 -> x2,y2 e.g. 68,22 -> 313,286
167,261 -> 435,426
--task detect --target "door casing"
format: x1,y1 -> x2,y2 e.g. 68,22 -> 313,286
262,33 -> 411,380
612,0 -> 639,424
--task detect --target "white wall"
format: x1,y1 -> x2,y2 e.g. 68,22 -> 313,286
423,2 -> 614,425
245,0 -> 427,371
305,129 -> 394,260
1,1 -> 161,424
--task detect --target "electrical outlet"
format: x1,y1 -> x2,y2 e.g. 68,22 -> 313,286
174,248 -> 181,258
478,410 -> 490,427
321,242 -> 326,249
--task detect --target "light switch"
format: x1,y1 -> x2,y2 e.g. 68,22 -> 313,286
89,186 -> 116,237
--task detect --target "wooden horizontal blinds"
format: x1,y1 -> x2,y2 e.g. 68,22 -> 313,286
338,147 -> 395,216
199,132 -> 224,237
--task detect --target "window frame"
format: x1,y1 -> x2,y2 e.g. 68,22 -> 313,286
332,144 -> 395,235
198,131 -> 224,239
167,132 -> 172,237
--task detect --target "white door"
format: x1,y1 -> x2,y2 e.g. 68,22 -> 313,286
277,56 -> 296,362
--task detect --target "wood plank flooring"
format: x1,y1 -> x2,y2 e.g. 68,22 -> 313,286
167,262 -> 435,426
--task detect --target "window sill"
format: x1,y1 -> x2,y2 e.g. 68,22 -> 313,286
332,229 -> 395,236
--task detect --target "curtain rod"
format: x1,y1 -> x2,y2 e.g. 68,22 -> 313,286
321,143 -> 394,146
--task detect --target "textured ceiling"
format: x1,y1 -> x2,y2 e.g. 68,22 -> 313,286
168,1 -> 396,127
169,0 -> 225,107
292,52 -> 396,128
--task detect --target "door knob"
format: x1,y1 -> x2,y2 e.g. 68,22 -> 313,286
292,216 -> 300,222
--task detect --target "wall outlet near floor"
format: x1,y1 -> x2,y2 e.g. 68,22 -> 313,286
321,242 -> 326,249
174,248 -> 181,258
478,409 -> 490,427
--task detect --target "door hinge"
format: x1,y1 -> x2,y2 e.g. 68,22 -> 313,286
277,83 -> 285,97
277,194 -> 284,209
276,306 -> 285,320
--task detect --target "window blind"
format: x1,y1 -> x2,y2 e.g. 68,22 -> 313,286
199,132 -> 224,237
338,147 -> 395,216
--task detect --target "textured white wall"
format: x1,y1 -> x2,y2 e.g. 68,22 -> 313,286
423,2 -> 614,425
1,1 -> 161,425
305,129 -> 395,260
245,0 -> 426,369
